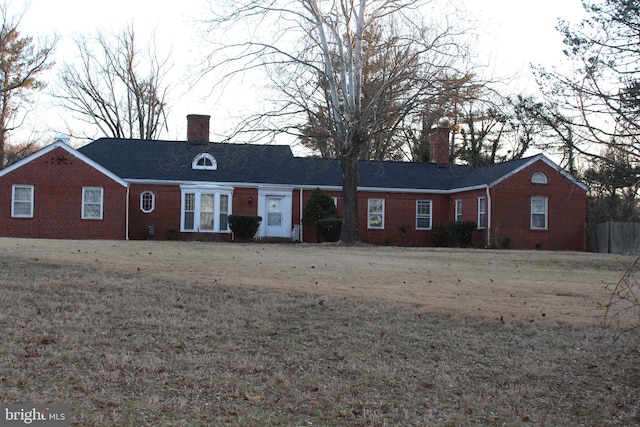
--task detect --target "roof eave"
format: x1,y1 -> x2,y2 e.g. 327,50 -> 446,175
0,142 -> 129,188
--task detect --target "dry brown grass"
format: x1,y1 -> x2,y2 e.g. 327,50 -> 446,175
1,238 -> 639,426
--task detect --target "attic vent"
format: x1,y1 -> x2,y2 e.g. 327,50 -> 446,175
192,153 -> 217,170
531,172 -> 547,184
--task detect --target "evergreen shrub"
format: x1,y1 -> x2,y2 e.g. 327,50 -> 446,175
316,218 -> 342,242
228,215 -> 262,241
446,221 -> 477,247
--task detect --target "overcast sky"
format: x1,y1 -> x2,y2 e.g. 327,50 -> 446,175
20,0 -> 586,144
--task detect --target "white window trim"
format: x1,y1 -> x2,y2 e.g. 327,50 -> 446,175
455,199 -> 462,222
368,198 -> 385,229
140,191 -> 155,213
192,153 -> 217,170
11,185 -> 34,218
180,186 -> 232,232
477,197 -> 486,229
531,196 -> 548,230
82,187 -> 104,220
416,200 -> 432,230
531,172 -> 548,184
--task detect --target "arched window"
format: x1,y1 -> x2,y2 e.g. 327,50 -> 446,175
140,191 -> 155,213
192,153 -> 217,170
531,172 -> 548,184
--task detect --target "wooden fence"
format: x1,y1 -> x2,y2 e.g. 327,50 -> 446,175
588,222 -> 640,254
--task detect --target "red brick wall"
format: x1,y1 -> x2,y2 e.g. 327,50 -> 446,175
128,184 -> 182,240
127,184 -> 260,241
446,189 -> 490,247
0,147 -> 127,239
233,188 -> 259,216
489,160 -> 586,251
356,191 -> 450,246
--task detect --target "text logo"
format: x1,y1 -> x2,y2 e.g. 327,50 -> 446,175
1,405 -> 69,426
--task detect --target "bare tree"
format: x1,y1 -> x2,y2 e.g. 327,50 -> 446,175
509,96 -> 581,174
202,0 -> 470,243
535,0 -> 640,161
56,24 -> 171,140
0,2 -> 55,167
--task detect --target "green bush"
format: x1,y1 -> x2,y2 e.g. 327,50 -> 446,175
446,221 -> 477,247
501,236 -> 512,249
430,225 -> 447,247
316,218 -> 342,242
228,215 -> 262,241
302,188 -> 339,226
301,188 -> 340,242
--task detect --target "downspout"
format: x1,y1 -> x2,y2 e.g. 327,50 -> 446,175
485,185 -> 491,248
125,185 -> 130,240
299,188 -> 304,243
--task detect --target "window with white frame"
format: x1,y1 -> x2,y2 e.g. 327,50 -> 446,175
12,185 -> 34,218
183,193 -> 195,229
368,198 -> 384,229
82,187 -> 104,219
477,197 -> 486,229
192,153 -> 217,170
181,187 -> 231,232
199,194 -> 215,230
416,200 -> 432,230
140,191 -> 155,213
531,196 -> 548,230
531,172 -> 548,184
455,199 -> 462,222
220,194 -> 230,231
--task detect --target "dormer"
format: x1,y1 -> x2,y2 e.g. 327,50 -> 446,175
192,153 -> 217,170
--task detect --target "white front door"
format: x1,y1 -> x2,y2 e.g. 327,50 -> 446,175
266,196 -> 284,237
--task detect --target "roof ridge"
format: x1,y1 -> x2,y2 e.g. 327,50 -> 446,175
93,137 -> 294,148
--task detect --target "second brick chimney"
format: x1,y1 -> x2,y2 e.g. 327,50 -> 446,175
429,127 -> 450,164
187,114 -> 211,142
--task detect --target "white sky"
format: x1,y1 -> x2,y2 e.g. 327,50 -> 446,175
18,0 -> 586,145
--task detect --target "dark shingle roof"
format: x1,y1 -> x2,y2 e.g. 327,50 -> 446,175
78,138 -> 296,184
77,138 -> 548,191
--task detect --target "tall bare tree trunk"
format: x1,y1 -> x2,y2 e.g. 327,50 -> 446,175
340,147 -> 360,244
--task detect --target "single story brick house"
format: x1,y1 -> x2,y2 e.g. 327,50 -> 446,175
0,115 -> 588,250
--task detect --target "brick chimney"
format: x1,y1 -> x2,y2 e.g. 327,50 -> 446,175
187,114 -> 211,142
429,127 -> 450,164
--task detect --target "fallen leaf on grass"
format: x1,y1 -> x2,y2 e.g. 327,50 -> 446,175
223,391 -> 262,401
22,348 -> 41,358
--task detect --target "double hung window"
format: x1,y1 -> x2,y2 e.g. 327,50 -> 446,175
12,185 -> 34,218
368,198 -> 384,229
416,200 -> 432,230
477,197 -> 487,229
531,197 -> 548,230
82,187 -> 104,219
